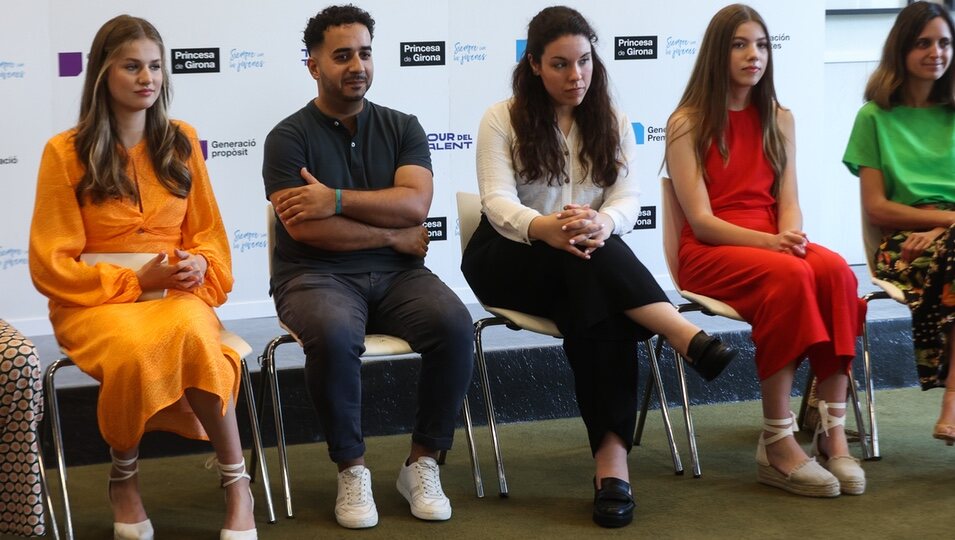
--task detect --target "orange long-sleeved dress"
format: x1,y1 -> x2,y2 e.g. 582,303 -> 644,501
29,121 -> 238,451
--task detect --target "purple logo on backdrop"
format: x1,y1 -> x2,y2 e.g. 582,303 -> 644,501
200,140 -> 208,160
58,52 -> 83,77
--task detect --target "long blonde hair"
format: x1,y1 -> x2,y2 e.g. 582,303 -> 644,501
668,3 -> 786,194
74,14 -> 191,205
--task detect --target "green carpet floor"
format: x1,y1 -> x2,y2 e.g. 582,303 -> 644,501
28,387 -> 954,539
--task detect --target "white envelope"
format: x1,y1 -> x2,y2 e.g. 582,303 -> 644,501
79,252 -> 168,301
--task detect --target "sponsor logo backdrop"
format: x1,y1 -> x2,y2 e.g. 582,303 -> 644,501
1,0 -> 824,335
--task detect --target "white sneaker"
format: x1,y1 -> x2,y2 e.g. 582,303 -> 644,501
396,456 -> 452,521
335,465 -> 378,529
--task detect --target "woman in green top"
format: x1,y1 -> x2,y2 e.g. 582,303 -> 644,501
843,1 -> 955,445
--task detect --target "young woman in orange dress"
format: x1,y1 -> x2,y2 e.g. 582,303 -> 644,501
29,15 -> 255,540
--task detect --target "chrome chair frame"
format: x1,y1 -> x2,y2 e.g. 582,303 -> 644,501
44,331 -> 276,540
656,176 -> 872,474
852,212 -> 906,460
257,206 -> 483,519
256,330 -> 483,518
457,192 -> 687,498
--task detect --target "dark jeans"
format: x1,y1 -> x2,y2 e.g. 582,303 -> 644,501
273,268 -> 474,463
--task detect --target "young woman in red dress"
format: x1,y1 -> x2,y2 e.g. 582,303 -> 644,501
665,3 -> 867,497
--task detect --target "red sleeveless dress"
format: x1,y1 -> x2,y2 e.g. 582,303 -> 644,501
677,105 -> 865,380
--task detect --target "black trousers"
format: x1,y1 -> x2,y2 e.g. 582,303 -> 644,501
462,217 -> 668,454
273,268 -> 474,463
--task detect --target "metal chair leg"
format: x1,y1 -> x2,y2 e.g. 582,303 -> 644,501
674,353 -> 701,478
460,395 -> 484,498
241,359 -> 276,523
260,335 -> 294,518
44,359 -> 73,540
847,370 -> 871,460
37,436 -> 61,540
474,317 -> 509,497
633,372 -> 654,446
645,339 -> 684,475
248,348 -> 271,484
860,304 -> 881,460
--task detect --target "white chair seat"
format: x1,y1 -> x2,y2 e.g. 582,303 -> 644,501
484,306 -> 562,338
222,330 -> 254,359
363,334 -> 414,356
678,291 -> 744,321
276,320 -> 413,356
870,277 -> 906,303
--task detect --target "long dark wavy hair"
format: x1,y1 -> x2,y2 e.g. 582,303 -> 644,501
668,4 -> 786,194
510,6 -> 623,187
865,1 -> 955,108
74,14 -> 191,205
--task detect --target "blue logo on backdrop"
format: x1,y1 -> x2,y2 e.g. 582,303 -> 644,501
665,36 -> 698,59
0,60 -> 26,80
300,49 -> 309,65
632,122 -> 665,144
228,49 -> 265,72
233,230 -> 267,253
427,132 -> 473,151
632,123 -> 644,145
0,247 -> 28,270
515,39 -> 527,62
452,42 -> 487,65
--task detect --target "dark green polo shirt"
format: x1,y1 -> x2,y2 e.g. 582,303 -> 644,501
263,99 -> 432,288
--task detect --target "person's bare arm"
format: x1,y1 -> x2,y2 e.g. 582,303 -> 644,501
272,164 -> 433,229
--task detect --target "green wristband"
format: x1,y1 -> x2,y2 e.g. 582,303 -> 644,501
335,189 -> 342,215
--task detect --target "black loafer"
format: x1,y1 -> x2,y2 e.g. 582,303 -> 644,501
593,477 -> 634,528
686,330 -> 738,381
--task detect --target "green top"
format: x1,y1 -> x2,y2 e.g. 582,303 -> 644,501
843,101 -> 955,205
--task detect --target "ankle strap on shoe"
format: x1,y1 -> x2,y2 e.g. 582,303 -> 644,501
205,457 -> 251,488
816,401 -> 847,437
108,449 -> 139,482
762,412 -> 798,446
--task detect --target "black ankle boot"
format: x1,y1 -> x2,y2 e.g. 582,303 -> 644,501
593,477 -> 634,528
686,330 -> 737,381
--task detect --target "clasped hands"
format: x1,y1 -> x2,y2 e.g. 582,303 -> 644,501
532,204 -> 609,260
771,229 -> 808,257
136,249 -> 208,292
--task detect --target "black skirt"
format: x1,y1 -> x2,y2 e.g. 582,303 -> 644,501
461,216 -> 668,341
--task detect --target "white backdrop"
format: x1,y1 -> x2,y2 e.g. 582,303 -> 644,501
0,0 -> 826,335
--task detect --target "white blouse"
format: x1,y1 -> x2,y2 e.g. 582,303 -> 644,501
475,99 -> 641,244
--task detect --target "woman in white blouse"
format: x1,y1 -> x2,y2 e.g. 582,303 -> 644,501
461,6 -> 736,529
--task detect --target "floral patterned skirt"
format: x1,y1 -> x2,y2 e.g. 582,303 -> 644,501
875,223 -> 955,390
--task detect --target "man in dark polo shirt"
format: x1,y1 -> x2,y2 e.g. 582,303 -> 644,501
262,5 -> 473,530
